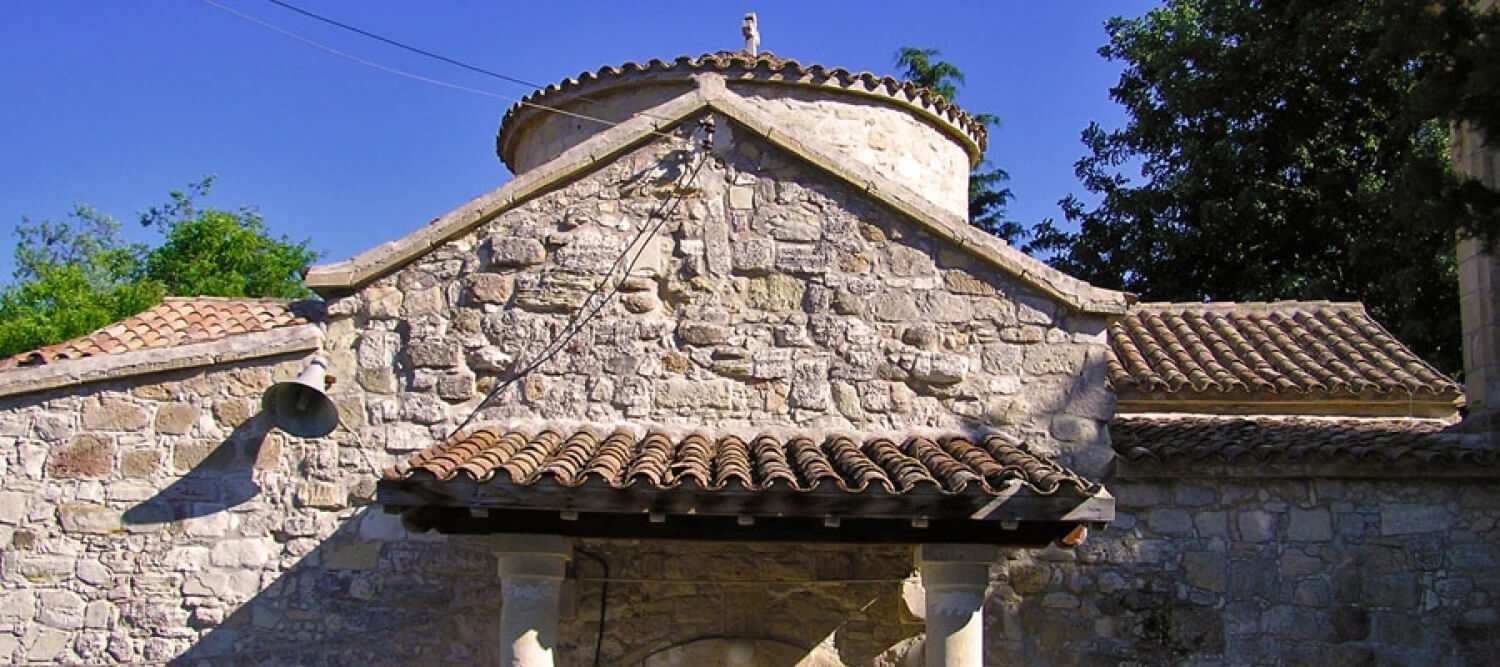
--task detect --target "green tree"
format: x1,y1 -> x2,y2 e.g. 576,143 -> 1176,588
895,47 -> 1021,244
1029,0 -> 1500,375
0,207 -> 163,358
141,178 -> 318,300
0,179 -> 319,358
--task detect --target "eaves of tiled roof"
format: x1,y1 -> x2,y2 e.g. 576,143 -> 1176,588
1108,302 -> 1461,417
1111,414 -> 1496,473
0,297 -> 324,371
379,426 -> 1114,545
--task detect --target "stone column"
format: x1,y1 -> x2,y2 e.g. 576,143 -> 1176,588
918,544 -> 998,667
493,534 -> 572,667
1456,0 -> 1500,431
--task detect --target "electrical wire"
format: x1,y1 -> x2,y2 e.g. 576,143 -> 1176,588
201,0 -> 678,140
573,549 -> 611,667
260,0 -> 678,123
444,136 -> 712,440
201,0 -> 715,439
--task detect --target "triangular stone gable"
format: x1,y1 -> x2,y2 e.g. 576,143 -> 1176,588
331,112 -> 1118,477
307,80 -> 1127,316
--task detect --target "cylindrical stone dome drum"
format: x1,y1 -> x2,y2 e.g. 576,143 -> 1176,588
495,52 -> 988,219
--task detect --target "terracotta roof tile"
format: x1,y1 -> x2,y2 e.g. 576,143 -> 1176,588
1108,302 -> 1460,403
1111,415 -> 1494,465
0,297 -> 324,370
385,426 -> 1096,497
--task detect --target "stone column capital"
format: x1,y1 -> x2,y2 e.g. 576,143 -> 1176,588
492,533 -> 572,581
917,543 -> 995,667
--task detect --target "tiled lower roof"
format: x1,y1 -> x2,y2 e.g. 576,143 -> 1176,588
1108,302 -> 1459,407
1111,415 -> 1493,465
385,427 -> 1096,496
0,297 -> 323,370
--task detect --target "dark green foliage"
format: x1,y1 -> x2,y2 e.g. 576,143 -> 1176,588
894,48 -> 1022,244
0,208 -> 164,357
141,178 -> 317,300
1029,0 -> 1500,375
0,178 -> 318,358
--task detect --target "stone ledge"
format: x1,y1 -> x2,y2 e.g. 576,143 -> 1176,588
0,324 -> 323,400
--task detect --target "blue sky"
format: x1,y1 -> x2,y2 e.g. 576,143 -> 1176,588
0,1 -> 1159,281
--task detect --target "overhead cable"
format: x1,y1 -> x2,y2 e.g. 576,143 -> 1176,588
443,129 -> 714,440
201,0 -> 677,139
260,0 -> 677,123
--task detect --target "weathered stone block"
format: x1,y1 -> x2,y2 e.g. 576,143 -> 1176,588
0,492 -> 25,524
1380,503 -> 1455,536
655,379 -> 743,410
872,293 -> 920,321
81,399 -> 148,432
885,245 -> 934,277
923,291 -> 973,323
364,286 -> 403,318
1288,509 -> 1333,542
790,358 -> 830,411
210,539 -> 272,568
1182,552 -> 1226,592
774,243 -> 828,274
296,481 -> 345,510
57,504 -> 121,535
154,403 -> 198,435
1147,508 -> 1196,536
752,349 -> 794,380
943,269 -> 994,295
407,341 -> 462,368
763,214 -> 821,242
49,434 -> 113,478
1237,510 -> 1277,542
402,286 -> 444,316
514,273 -> 592,312
1022,345 -> 1087,376
747,274 -> 806,312
489,236 -> 546,266
37,590 -> 84,631
733,238 -> 776,274
677,321 -> 730,346
728,186 -> 754,210
910,352 -> 968,384
120,449 -> 161,478
468,346 -> 514,372
212,398 -> 256,429
436,372 -> 476,402
466,273 -> 513,304
621,292 -> 659,313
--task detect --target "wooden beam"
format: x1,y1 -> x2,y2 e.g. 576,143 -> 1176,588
391,506 -> 1081,547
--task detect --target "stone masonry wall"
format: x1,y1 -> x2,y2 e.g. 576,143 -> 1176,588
328,111 -> 1113,477
0,112 -> 1109,664
995,475 -> 1500,666
0,359 -> 922,664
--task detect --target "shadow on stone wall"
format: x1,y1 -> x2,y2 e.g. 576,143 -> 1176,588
122,415 -> 271,525
164,518 -> 917,666
169,509 -> 502,666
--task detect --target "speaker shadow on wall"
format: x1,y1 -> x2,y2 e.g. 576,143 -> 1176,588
122,414 -> 272,525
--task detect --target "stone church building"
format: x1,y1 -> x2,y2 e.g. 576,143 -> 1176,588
0,45 -> 1496,666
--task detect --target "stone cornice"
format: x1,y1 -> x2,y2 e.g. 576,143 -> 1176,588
0,324 -> 323,400
307,81 -> 1129,315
